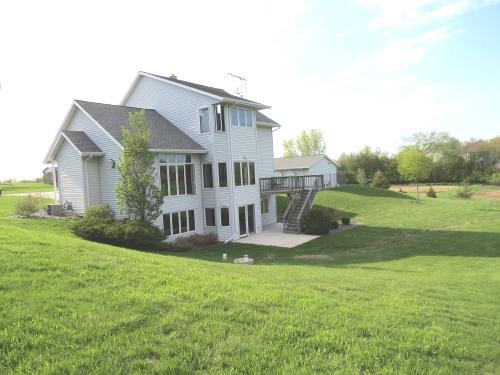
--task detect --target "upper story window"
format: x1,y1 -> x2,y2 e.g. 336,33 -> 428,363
230,106 -> 253,128
214,104 -> 225,132
199,108 -> 210,133
159,154 -> 195,196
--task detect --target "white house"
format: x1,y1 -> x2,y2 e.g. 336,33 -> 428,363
274,155 -> 340,187
44,72 -> 298,241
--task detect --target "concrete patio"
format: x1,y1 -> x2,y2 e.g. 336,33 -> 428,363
235,223 -> 319,248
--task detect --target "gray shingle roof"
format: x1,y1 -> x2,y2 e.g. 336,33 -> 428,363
62,131 -> 103,153
75,100 -> 205,152
144,72 -> 267,107
256,111 -> 279,126
274,155 -> 336,170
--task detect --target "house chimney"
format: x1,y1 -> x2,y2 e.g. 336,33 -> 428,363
169,74 -> 177,80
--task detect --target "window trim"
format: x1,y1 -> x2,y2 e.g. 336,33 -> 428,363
163,209 -> 196,236
199,107 -> 210,134
261,198 -> 269,214
159,155 -> 196,197
214,104 -> 226,132
218,162 -> 228,188
202,163 -> 214,189
234,161 -> 256,187
204,207 -> 216,227
220,207 -> 230,227
229,106 -> 254,128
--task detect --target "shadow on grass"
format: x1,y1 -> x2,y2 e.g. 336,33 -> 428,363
330,185 -> 415,200
171,225 -> 500,267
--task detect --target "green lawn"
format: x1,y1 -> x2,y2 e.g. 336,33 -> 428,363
1,186 -> 500,374
0,182 -> 53,194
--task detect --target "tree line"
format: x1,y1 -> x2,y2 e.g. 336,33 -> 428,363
283,130 -> 500,187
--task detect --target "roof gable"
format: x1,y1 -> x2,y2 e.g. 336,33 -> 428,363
122,72 -> 270,109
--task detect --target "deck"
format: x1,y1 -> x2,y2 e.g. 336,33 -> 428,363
259,175 -> 324,194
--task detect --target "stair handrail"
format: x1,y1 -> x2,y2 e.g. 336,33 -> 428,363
296,176 -> 322,233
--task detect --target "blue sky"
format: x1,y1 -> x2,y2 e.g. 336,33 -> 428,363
0,0 -> 499,179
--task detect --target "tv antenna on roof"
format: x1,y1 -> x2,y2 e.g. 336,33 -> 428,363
228,73 -> 247,98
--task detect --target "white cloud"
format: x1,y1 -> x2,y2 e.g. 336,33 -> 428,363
360,0 -> 500,29
340,26 -> 449,81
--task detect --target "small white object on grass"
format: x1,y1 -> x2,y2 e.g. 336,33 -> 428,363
234,255 -> 254,265
222,253 -> 227,261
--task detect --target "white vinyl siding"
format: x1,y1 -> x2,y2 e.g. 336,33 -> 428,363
57,141 -> 85,214
66,108 -> 122,215
85,157 -> 101,206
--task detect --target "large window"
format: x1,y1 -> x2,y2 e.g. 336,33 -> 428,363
163,210 -> 195,236
200,108 -> 209,133
220,207 -> 230,226
234,161 -> 256,186
160,154 -> 195,196
203,163 -> 213,188
218,162 -> 228,187
230,106 -> 253,128
214,104 -> 225,132
205,208 -> 216,227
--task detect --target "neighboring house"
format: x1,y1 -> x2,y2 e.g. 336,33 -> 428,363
274,155 -> 340,187
44,71 -> 286,241
42,166 -> 58,185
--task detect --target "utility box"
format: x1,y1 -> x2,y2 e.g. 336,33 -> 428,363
47,204 -> 63,216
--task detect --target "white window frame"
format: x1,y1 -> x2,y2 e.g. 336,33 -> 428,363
261,198 -> 269,214
229,106 -> 254,128
202,163 -> 214,189
220,207 -> 230,227
163,209 -> 196,236
234,161 -> 256,187
159,155 -> 195,196
204,207 -> 216,227
199,107 -> 210,134
214,104 -> 226,132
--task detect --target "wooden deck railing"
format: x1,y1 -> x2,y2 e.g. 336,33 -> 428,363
260,175 -> 324,194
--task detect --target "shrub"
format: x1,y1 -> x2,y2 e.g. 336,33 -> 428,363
331,220 -> 339,230
15,195 -> 43,217
72,218 -> 164,248
341,217 -> 351,225
356,168 -> 368,186
372,170 -> 390,189
314,206 -> 339,228
426,186 -> 437,198
84,205 -> 115,223
489,173 -> 500,186
303,208 -> 332,235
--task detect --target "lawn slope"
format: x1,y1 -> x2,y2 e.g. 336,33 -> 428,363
1,187 -> 500,374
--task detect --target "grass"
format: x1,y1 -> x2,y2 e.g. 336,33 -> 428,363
0,182 -> 53,194
1,186 -> 500,374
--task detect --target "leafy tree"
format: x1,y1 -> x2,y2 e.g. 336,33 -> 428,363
337,146 -> 399,184
283,129 -> 326,157
356,168 -> 368,186
372,170 -> 390,189
397,146 -> 433,203
116,110 -> 163,223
